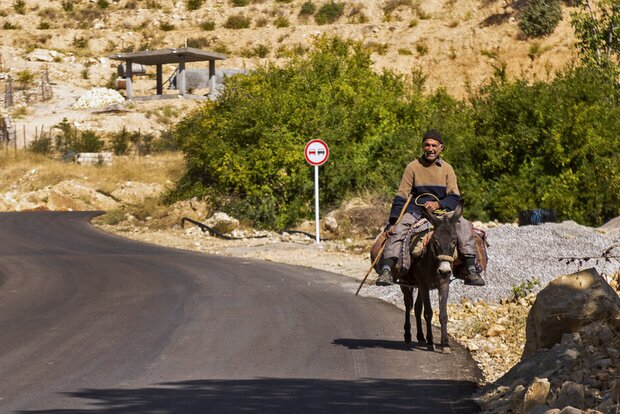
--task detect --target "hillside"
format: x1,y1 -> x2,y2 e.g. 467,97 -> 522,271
0,0 -> 579,146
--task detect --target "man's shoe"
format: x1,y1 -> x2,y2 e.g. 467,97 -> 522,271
463,271 -> 485,286
376,268 -> 394,286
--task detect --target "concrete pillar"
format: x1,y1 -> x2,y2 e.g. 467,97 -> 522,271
208,60 -> 216,96
177,59 -> 186,95
125,59 -> 133,100
156,64 -> 163,95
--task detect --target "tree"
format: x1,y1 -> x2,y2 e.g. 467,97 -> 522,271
571,0 -> 620,76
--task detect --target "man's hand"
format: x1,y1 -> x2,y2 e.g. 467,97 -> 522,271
424,200 -> 440,213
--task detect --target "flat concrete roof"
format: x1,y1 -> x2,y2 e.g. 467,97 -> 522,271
108,47 -> 227,65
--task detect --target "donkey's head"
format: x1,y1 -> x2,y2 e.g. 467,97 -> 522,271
422,200 -> 463,277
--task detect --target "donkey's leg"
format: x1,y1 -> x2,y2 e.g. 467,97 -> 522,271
422,287 -> 435,351
402,286 -> 413,343
414,288 -> 426,345
438,277 -> 451,353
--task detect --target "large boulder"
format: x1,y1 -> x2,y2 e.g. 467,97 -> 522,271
522,267 -> 620,358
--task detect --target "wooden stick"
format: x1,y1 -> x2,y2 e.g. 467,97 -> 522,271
355,193 -> 414,295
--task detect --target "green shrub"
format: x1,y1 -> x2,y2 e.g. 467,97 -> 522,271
159,21 -> 175,31
384,0 -> 411,15
29,136 -> 53,154
200,19 -> 215,30
231,0 -> 249,6
16,69 -> 35,88
224,14 -> 251,29
74,130 -> 105,153
187,36 -> 210,48
518,0 -> 562,38
111,127 -> 132,155
186,0 -> 203,10
274,15 -> 290,28
72,35 -> 88,49
299,1 -> 315,16
315,1 -> 344,25
465,67 -> 620,225
53,119 -> 104,154
61,0 -> 74,11
170,36 -> 419,229
2,21 -> 20,30
13,0 -> 26,14
96,0 -> 109,9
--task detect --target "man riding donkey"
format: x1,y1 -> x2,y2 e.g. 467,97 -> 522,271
376,129 -> 486,287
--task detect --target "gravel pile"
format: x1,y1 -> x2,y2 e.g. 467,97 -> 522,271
72,88 -> 125,109
362,221 -> 620,306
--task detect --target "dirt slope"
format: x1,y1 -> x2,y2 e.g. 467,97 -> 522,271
0,0 -> 578,145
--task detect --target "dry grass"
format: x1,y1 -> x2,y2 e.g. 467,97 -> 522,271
0,150 -> 184,194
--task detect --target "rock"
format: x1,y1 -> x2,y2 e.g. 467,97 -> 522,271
522,268 -> 620,358
204,212 -> 239,234
528,405 -> 554,414
26,48 -> 61,62
560,332 -> 581,345
523,377 -> 550,413
486,324 -> 507,337
552,381 -> 584,409
558,407 -> 586,414
324,212 -> 338,232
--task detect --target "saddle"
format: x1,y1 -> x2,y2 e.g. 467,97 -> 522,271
369,222 -> 490,277
454,227 -> 490,278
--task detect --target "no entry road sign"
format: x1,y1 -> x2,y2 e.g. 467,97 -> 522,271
304,139 -> 329,166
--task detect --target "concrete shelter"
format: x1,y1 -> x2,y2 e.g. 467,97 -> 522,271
108,47 -> 227,100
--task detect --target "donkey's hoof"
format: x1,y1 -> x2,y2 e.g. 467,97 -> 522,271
427,343 -> 435,352
416,340 -> 427,348
442,346 -> 452,354
404,333 -> 412,343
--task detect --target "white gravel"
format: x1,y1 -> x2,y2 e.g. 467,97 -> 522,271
361,221 -> 620,306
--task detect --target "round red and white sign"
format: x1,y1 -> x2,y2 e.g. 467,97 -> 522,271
304,139 -> 329,166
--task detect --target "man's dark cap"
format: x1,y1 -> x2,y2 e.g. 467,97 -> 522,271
422,129 -> 443,144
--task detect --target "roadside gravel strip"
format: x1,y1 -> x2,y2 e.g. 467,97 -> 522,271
361,221 -> 620,307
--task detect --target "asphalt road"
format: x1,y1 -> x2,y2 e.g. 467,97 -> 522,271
0,212 -> 482,413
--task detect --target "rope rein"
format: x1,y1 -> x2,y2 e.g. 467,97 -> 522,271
414,193 -> 447,216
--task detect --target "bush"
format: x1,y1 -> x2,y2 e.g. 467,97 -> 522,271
159,21 -> 175,31
315,1 -> 344,25
53,118 -> 104,154
187,36 -> 210,48
231,0 -> 248,6
61,0 -> 74,11
518,0 -> 562,38
96,0 -> 109,9
29,136 -> 53,154
13,0 -> 26,14
111,127 -> 132,155
74,130 -> 105,153
170,36 -> 420,229
465,67 -> 620,225
299,1 -> 315,16
186,0 -> 203,11
71,35 -> 88,49
224,14 -> 251,29
274,15 -> 290,28
200,19 -> 215,30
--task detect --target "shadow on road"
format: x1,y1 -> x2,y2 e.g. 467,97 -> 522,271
332,338 -> 418,351
19,378 -> 479,413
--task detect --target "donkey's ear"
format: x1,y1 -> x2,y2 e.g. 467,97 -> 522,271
422,207 -> 442,227
449,199 -> 464,223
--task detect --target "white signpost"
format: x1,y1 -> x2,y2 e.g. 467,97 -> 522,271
304,139 -> 329,243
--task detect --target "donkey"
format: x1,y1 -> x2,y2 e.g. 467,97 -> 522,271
400,200 -> 463,353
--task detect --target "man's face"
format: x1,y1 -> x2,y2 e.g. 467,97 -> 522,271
422,138 -> 444,162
